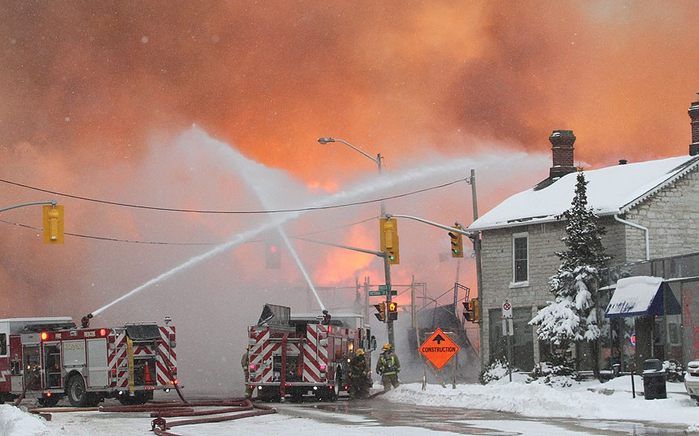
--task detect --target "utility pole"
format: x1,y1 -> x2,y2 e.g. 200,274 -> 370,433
466,169 -> 484,369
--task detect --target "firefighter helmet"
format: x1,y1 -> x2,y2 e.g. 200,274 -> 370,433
382,343 -> 391,351
356,349 -> 365,356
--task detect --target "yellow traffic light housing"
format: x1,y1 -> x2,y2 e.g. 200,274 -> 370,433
448,225 -> 464,258
374,302 -> 386,322
387,301 -> 398,321
462,298 -> 480,323
471,298 -> 481,323
43,204 -> 64,244
380,218 -> 400,265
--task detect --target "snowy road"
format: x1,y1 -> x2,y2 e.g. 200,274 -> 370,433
275,397 -> 691,435
6,377 -> 699,435
8,396 -> 690,436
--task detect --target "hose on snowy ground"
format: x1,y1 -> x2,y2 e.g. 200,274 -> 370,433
150,400 -> 276,433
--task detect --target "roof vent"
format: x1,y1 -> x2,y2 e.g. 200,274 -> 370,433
619,159 -> 627,165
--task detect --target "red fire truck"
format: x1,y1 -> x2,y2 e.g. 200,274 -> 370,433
245,304 -> 375,402
0,317 -> 177,407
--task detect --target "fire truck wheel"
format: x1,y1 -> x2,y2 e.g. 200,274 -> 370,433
66,375 -> 88,407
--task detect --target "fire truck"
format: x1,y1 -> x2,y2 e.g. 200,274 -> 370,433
0,317 -> 177,407
245,304 -> 375,402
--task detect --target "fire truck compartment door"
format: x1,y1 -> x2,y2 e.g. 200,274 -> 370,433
62,340 -> 86,367
125,325 -> 160,341
87,339 -> 108,387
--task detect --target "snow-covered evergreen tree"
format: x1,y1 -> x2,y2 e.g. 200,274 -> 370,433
530,171 -> 611,355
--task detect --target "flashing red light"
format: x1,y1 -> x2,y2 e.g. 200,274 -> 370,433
173,379 -> 179,385
319,364 -> 326,371
46,391 -> 52,397
99,328 -> 107,337
40,332 -> 48,341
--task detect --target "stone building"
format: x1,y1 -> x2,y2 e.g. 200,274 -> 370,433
468,96 -> 699,372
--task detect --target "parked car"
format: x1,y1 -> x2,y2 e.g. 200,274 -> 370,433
684,361 -> 699,402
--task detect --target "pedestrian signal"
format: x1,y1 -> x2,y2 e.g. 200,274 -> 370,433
374,302 -> 386,322
462,298 -> 480,323
463,299 -> 474,322
387,302 -> 398,321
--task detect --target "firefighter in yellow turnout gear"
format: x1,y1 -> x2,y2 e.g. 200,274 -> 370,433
348,349 -> 371,399
375,343 -> 400,392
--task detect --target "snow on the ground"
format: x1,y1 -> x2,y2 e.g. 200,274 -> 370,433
387,375 -> 699,427
2,375 -> 699,436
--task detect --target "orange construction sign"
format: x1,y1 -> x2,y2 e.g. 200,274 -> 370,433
419,328 -> 460,370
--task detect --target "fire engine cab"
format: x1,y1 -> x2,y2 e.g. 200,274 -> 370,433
246,304 -> 375,402
0,317 -> 177,407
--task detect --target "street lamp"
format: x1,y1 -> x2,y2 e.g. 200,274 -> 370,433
317,136 -> 394,347
317,137 -> 383,173
317,137 -> 385,217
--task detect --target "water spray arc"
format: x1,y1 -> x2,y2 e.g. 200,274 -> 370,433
89,128 -> 481,320
226,142 -> 325,311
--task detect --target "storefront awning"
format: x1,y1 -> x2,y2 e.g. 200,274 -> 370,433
604,276 -> 664,318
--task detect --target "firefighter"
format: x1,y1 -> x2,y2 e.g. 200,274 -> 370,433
376,343 -> 400,392
348,349 -> 370,400
321,310 -> 331,325
241,346 -> 253,399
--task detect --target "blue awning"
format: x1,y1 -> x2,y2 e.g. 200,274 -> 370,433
605,276 -> 664,318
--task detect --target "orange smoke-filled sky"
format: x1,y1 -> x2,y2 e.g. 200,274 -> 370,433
2,1 -> 698,181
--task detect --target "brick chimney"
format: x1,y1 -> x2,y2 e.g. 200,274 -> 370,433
549,130 -> 576,179
689,93 -> 699,156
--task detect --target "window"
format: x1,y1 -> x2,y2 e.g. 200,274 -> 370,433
0,333 -> 5,356
513,233 -> 528,283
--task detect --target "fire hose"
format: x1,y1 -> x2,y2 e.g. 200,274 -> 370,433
13,370 -> 40,407
151,400 -> 277,435
156,343 -> 187,403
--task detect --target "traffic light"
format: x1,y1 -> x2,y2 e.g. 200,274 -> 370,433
448,225 -> 463,258
387,301 -> 398,321
43,204 -> 64,244
462,298 -> 480,323
462,299 -> 474,322
265,241 -> 281,269
471,298 -> 481,323
380,218 -> 400,265
374,302 -> 386,322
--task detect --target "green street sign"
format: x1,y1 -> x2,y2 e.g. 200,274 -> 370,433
369,289 -> 398,296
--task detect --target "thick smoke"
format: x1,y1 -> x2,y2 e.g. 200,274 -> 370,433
1,1 -> 698,392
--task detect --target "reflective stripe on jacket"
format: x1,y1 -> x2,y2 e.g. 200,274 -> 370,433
376,352 -> 400,375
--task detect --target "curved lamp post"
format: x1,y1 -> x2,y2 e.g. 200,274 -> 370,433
317,137 -> 394,347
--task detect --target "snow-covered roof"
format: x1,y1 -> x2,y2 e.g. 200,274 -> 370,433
468,155 -> 699,231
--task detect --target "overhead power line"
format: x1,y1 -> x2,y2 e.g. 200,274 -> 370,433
0,215 -> 380,246
0,177 -> 467,214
